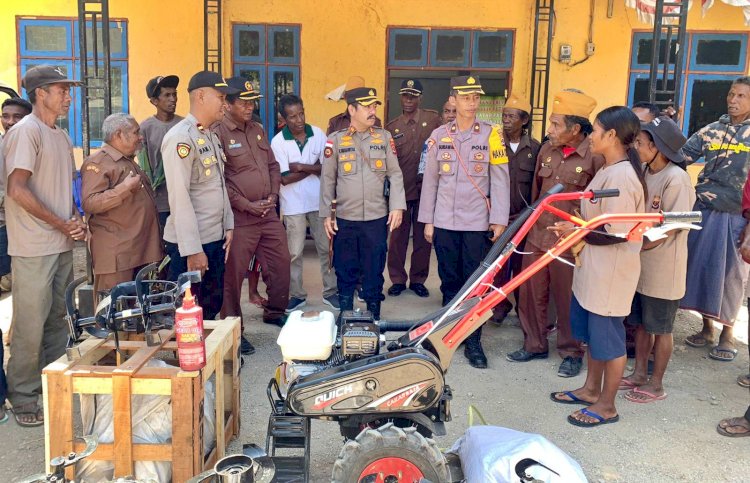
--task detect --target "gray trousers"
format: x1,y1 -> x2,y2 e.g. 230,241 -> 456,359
285,211 -> 337,299
7,251 -> 72,407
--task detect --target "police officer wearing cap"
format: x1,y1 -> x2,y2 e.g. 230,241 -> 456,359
326,76 -> 382,135
140,75 -> 183,229
491,93 -> 541,323
162,71 -> 236,320
385,79 -> 441,298
214,77 -> 290,353
418,75 -> 510,369
510,89 -> 603,378
320,87 -> 406,320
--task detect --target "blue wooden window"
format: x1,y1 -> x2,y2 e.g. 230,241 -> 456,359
18,18 -> 128,147
472,31 -> 513,69
430,30 -> 470,67
232,24 -> 301,137
388,28 -> 428,67
690,33 -> 747,73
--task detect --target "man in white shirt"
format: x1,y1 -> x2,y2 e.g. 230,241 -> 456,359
271,94 -> 338,311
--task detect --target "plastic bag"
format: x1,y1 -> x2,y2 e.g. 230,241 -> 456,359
75,360 -> 217,482
449,425 -> 587,483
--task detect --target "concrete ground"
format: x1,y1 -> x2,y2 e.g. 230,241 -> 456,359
1,242 -> 748,482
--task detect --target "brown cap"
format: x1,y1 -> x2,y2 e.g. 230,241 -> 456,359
22,65 -> 83,93
503,92 -> 531,114
551,90 -> 597,118
344,76 -> 365,93
226,77 -> 263,100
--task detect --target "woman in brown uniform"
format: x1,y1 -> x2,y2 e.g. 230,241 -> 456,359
550,106 -> 646,427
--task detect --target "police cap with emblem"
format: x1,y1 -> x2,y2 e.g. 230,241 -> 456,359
187,71 -> 240,94
345,87 -> 382,106
23,64 -> 83,93
641,116 -> 687,165
450,75 -> 484,95
226,77 -> 263,101
399,79 -> 423,96
146,75 -> 179,99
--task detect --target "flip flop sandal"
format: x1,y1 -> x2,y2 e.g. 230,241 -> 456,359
0,407 -> 8,424
684,333 -> 714,348
716,417 -> 750,438
708,346 -> 738,362
618,378 -> 639,391
549,391 -> 593,406
567,408 -> 620,428
738,374 -> 750,388
12,404 -> 44,427
624,387 -> 667,403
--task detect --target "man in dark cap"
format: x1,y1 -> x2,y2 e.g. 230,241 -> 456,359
162,70 -> 236,321
321,87 -> 406,321
385,79 -> 441,298
214,77 -> 290,354
326,76 -> 382,135
418,75 -> 510,368
2,65 -> 86,426
139,75 -> 183,229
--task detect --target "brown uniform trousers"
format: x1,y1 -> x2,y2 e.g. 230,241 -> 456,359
517,137 -> 603,357
81,144 -> 163,297
213,114 -> 290,325
494,134 -> 541,316
385,109 -> 441,285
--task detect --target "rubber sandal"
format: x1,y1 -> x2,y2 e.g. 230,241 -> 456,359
549,391 -> 593,406
618,378 -> 640,391
0,406 -> 8,424
738,374 -> 750,388
716,417 -> 750,438
12,403 -> 44,427
708,346 -> 738,362
684,333 -> 714,348
624,387 -> 667,403
567,408 -> 620,428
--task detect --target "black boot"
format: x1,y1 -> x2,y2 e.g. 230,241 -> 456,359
464,328 -> 487,369
339,295 -> 354,312
366,300 -> 381,322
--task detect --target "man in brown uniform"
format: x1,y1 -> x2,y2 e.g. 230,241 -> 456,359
492,93 -> 541,323
326,76 -> 382,135
508,90 -> 602,378
215,77 -> 290,354
385,79 -> 441,298
81,113 -> 162,295
321,87 -> 405,320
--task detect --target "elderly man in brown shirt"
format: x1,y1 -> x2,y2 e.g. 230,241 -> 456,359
214,77 -> 290,354
385,79 -> 441,298
82,113 -> 162,296
508,90 -> 603,378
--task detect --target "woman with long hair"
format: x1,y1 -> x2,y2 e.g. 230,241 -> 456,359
550,106 -> 646,427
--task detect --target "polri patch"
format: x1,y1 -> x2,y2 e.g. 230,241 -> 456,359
177,143 -> 191,159
324,140 -> 334,158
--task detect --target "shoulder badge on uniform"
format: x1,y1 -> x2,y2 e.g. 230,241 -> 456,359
488,128 -> 508,165
390,138 -> 397,155
85,164 -> 100,173
177,143 -> 191,159
324,140 -> 334,158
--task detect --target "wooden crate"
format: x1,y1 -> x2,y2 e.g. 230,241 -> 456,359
42,317 -> 241,483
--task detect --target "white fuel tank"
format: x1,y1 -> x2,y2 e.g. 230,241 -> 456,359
277,310 -> 337,361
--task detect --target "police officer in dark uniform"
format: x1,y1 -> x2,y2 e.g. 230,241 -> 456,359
320,87 -> 406,320
385,79 -> 441,298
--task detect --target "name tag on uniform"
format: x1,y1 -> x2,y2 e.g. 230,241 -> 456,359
393,132 -> 405,140
228,142 -> 242,149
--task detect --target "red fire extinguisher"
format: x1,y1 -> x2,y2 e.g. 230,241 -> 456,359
175,286 -> 206,371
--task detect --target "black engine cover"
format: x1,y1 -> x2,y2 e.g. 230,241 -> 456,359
287,348 -> 444,417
